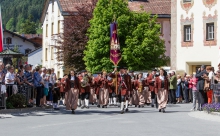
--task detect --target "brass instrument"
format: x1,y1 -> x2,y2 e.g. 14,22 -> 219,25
138,79 -> 143,93
81,74 -> 89,87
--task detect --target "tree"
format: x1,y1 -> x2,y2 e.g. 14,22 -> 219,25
84,0 -> 168,72
122,13 -> 168,70
54,1 -> 96,71
19,15 -> 37,34
84,0 -> 130,73
6,18 -> 15,31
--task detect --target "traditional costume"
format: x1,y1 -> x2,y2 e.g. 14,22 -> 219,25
135,76 -> 145,107
155,74 -> 169,113
147,69 -> 158,108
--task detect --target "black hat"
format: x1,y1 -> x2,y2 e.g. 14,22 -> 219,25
152,69 -> 157,71
81,70 -> 87,73
28,64 -> 33,67
129,70 -> 134,73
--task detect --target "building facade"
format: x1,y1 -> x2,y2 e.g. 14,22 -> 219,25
2,30 -> 40,55
27,47 -> 42,67
171,0 -> 219,74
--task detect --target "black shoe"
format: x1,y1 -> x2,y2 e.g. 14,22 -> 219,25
72,110 -> 75,114
151,105 -> 154,108
135,105 -> 137,107
125,108 -> 129,112
54,108 -> 60,110
159,109 -> 161,112
162,109 -> 165,113
102,105 -> 105,108
81,106 -> 85,109
92,103 -> 94,105
120,110 -> 124,114
141,105 -> 144,108
97,105 -> 100,108
138,105 -> 141,108
86,106 -> 89,109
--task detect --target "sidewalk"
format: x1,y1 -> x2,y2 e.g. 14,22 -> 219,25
0,106 -> 53,114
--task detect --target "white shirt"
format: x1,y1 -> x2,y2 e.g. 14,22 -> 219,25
5,72 -> 15,84
71,76 -> 75,80
159,76 -> 164,81
208,71 -> 214,80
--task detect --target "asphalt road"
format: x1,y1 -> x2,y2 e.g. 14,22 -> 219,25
1,103 -> 220,136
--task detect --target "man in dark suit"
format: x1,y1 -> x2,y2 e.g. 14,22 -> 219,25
196,65 -> 208,110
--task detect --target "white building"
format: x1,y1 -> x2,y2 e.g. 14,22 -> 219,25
3,30 -> 40,55
171,0 -> 219,74
27,47 -> 42,67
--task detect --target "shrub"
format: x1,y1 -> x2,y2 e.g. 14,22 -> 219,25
6,94 -> 26,109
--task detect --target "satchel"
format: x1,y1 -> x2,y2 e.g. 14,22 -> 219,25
1,85 -> 6,94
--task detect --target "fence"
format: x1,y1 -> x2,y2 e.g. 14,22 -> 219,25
0,83 -> 35,109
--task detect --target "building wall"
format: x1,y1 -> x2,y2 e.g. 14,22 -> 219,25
28,48 -> 42,67
158,18 -> 171,57
3,32 -> 36,54
42,0 -> 65,78
171,0 -> 219,74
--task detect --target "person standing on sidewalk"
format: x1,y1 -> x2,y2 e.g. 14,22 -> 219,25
24,64 -> 34,106
168,71 -> 177,104
33,66 -> 44,107
196,65 -> 207,110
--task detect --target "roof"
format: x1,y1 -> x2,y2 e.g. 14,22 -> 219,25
128,0 -> 171,15
21,34 -> 42,39
40,0 -> 94,23
3,29 -> 41,48
26,47 -> 42,56
0,48 -> 23,57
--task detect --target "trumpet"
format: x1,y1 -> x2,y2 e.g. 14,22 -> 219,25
81,75 -> 89,87
138,84 -> 143,92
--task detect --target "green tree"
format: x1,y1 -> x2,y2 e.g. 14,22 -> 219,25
84,0 -> 130,73
19,15 -> 37,34
6,18 -> 15,31
122,13 -> 167,70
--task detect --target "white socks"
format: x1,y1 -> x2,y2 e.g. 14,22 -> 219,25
85,99 -> 89,107
125,100 -> 128,109
121,102 -> 124,111
113,97 -> 117,105
78,99 -> 81,106
97,99 -> 100,105
109,98 -> 113,105
151,99 -> 155,105
81,100 -> 85,107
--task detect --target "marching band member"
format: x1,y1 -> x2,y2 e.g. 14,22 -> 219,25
144,73 -> 151,105
129,70 -> 136,106
66,70 -> 80,114
135,73 -> 145,108
100,71 -> 109,108
111,66 -> 130,114
107,73 -> 114,106
79,70 -> 90,109
155,69 -> 169,113
95,72 -> 102,108
147,69 -> 158,108
90,75 -> 96,105
124,67 -> 132,109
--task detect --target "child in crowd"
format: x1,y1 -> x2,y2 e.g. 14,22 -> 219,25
53,83 -> 60,110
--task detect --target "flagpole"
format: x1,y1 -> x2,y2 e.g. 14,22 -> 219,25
0,5 -> 3,52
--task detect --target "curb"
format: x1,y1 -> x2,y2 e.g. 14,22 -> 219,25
0,107 -> 53,114
203,111 -> 220,116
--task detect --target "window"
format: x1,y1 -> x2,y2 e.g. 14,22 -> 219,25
25,49 -> 32,54
45,48 -> 48,61
184,25 -> 191,42
206,23 -> 214,41
46,24 -> 48,37
58,21 -> 60,34
46,13 -> 48,21
51,23 -> 54,35
51,47 -> 54,60
183,0 -> 191,2
52,0 -> 54,12
6,37 -> 12,44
